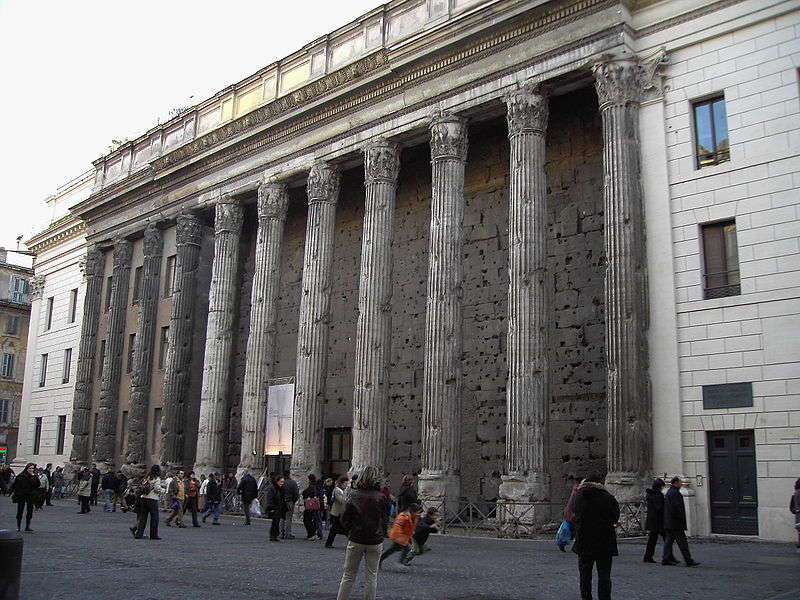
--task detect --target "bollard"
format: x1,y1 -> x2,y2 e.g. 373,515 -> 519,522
0,529 -> 23,600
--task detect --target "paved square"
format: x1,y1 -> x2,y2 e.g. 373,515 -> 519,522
3,500 -> 799,600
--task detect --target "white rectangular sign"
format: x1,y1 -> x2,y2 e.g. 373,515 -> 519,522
264,383 -> 294,455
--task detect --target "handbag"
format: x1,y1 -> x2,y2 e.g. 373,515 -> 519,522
555,520 -> 573,546
249,498 -> 262,517
304,496 -> 321,511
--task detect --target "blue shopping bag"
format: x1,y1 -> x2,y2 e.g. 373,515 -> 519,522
555,520 -> 573,547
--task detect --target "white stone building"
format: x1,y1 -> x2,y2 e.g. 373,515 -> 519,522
14,171 -> 91,469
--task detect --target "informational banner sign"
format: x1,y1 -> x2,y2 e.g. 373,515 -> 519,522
264,383 -> 294,455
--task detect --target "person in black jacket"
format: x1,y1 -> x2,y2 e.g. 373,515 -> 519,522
337,466 -> 388,600
643,478 -> 675,563
89,463 -> 101,506
238,471 -> 259,526
572,476 -> 619,600
264,474 -> 287,541
10,463 -> 40,532
101,470 -> 117,512
662,476 -> 700,567
201,473 -> 223,526
396,476 -> 418,513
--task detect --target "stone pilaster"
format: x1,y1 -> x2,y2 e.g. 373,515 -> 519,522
350,139 -> 401,475
593,57 -> 652,502
194,198 -> 244,475
122,224 -> 162,478
237,182 -> 289,477
66,245 -> 105,474
419,113 -> 468,507
160,213 -> 203,470
499,86 -> 551,503
291,162 -> 340,479
93,238 -> 133,470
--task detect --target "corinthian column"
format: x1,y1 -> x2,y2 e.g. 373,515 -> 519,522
160,213 -> 203,470
499,86 -> 551,503
67,245 -> 105,473
194,198 -> 244,475
419,113 -> 468,507
291,162 -> 340,480
237,182 -> 289,477
94,238 -> 133,470
350,140 -> 401,475
593,57 -> 651,501
123,224 -> 162,478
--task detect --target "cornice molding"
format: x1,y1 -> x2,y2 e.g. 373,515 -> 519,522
27,219 -> 86,254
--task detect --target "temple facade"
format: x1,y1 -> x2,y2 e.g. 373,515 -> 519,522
54,0 -> 799,541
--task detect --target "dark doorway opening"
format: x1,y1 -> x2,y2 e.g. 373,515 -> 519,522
708,429 -> 758,535
324,427 -> 352,480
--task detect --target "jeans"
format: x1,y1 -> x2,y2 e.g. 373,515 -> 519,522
280,503 -> 295,537
663,529 -> 693,563
326,516 -> 343,547
136,498 -> 159,539
103,489 -> 115,512
578,555 -> 612,600
184,496 -> 199,526
15,498 -> 35,530
202,501 -> 221,524
380,542 -> 411,565
337,540 -> 382,600
644,530 -> 672,561
166,500 -> 185,526
270,515 -> 281,540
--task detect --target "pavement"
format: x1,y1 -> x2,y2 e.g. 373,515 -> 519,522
2,498 -> 799,600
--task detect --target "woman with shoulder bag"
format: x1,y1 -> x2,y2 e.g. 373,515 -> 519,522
325,475 -> 350,548
132,465 -> 164,540
302,474 -> 323,540
10,463 -> 40,532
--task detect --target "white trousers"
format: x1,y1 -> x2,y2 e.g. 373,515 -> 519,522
336,540 -> 383,600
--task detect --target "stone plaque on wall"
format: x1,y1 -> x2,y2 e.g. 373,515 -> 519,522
702,382 -> 753,409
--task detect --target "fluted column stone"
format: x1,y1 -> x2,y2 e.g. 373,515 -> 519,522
350,140 -> 401,475
419,113 -> 468,507
66,245 -> 105,474
291,162 -> 340,480
160,213 -> 203,470
593,57 -> 652,502
237,182 -> 289,477
499,86 -> 551,503
94,239 -> 133,470
122,224 -> 163,478
194,198 -> 244,475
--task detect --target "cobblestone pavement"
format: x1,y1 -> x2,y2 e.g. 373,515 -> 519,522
2,499 -> 798,600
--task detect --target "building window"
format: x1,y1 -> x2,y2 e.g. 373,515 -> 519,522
693,96 -> 729,168
127,333 -> 136,374
4,315 -> 19,335
10,277 -> 27,303
39,353 -> 48,387
98,340 -> 106,378
56,415 -> 67,455
63,348 -> 73,384
0,353 -> 14,379
158,326 -> 169,370
164,255 -> 177,297
45,296 -> 54,330
33,417 -> 42,455
702,220 -> 740,299
105,276 -> 113,311
68,288 -> 78,323
132,266 -> 143,305
0,399 -> 9,423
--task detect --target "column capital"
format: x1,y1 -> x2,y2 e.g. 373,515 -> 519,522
592,53 -> 669,108
175,213 -> 203,246
307,161 -> 340,204
257,181 -> 290,221
429,111 -> 468,162
113,238 -> 133,268
29,275 -> 46,300
142,223 -> 163,257
213,198 -> 244,235
504,84 -> 549,137
363,138 -> 401,185
81,245 -> 105,278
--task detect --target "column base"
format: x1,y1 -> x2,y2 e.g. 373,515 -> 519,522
497,473 -> 551,528
604,471 -> 648,503
418,471 -> 460,515
498,472 -> 550,502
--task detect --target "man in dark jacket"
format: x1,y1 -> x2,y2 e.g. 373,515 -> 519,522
89,464 -> 101,505
238,472 -> 259,525
44,464 -> 53,506
572,476 -> 620,600
643,478 -> 674,563
396,476 -> 418,513
101,470 -> 117,512
662,476 -> 700,567
281,470 -> 299,539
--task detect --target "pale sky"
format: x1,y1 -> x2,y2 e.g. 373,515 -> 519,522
0,0 -> 380,264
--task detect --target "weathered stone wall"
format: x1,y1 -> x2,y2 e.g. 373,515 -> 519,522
545,87 -> 606,502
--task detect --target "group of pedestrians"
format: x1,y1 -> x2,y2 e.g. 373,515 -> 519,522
5,462 -> 62,532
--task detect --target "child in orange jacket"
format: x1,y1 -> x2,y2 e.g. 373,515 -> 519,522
379,503 -> 421,568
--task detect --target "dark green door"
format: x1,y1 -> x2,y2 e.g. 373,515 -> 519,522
708,430 -> 758,535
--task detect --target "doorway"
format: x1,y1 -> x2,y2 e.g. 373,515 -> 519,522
707,430 -> 758,535
324,427 -> 351,480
